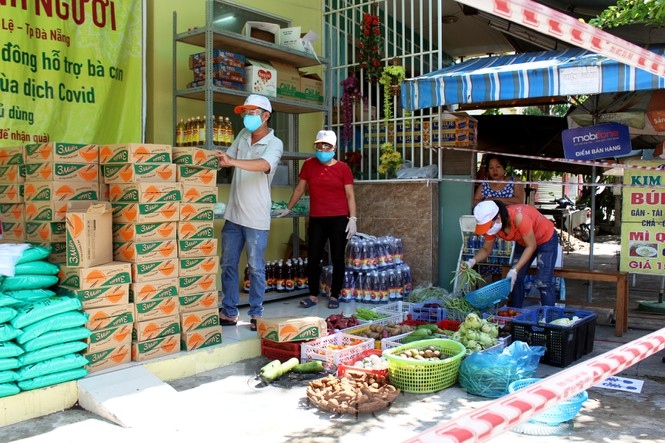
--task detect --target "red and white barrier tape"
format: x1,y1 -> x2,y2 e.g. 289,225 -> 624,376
404,327 -> 665,443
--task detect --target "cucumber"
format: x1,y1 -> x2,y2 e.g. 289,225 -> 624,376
292,361 -> 325,374
260,359 -> 281,375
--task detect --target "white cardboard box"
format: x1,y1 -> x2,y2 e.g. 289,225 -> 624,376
245,59 -> 277,97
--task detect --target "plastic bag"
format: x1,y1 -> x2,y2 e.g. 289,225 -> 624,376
21,327 -> 91,352
0,275 -> 59,292
16,353 -> 88,381
0,243 -> 31,277
0,324 -> 23,342
10,296 -> 82,329
458,341 -> 546,398
0,371 -> 18,384
0,341 -> 24,358
15,245 -> 51,265
0,382 -> 20,397
17,367 -> 88,391
18,341 -> 89,366
0,307 -> 17,323
16,311 -> 88,344
14,261 -> 60,276
3,289 -> 55,304
0,358 -> 20,371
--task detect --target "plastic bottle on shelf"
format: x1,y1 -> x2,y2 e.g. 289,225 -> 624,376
176,118 -> 186,147
378,270 -> 389,303
275,259 -> 285,292
284,259 -> 295,292
184,118 -> 192,146
198,115 -> 206,146
399,263 -> 412,297
303,257 -> 309,288
224,116 -> 234,146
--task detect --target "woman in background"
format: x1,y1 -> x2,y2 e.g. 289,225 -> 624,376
473,154 -> 525,208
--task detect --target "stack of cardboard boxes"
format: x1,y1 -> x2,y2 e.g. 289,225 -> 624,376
188,50 -> 247,91
0,146 -> 25,243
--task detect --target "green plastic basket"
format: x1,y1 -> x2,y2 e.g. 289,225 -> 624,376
383,338 -> 466,393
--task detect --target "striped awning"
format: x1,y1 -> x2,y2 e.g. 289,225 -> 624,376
402,47 -> 665,111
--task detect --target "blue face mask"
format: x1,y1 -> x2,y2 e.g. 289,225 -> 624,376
243,114 -> 263,132
316,151 -> 335,163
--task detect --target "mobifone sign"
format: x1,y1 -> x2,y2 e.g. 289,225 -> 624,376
562,122 -> 632,161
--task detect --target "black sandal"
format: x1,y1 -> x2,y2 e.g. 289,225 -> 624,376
250,318 -> 258,331
327,297 -> 340,309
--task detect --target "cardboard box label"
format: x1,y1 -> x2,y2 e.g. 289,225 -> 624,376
0,221 -> 25,241
24,181 -> 98,201
99,143 -> 172,164
0,203 -> 25,222
113,240 -> 178,263
180,184 -> 217,203
271,61 -> 300,99
24,142 -> 98,163
178,256 -> 219,277
113,222 -> 177,243
176,221 -> 214,240
86,324 -> 132,353
25,162 -> 99,182
65,201 -> 113,268
44,241 -> 66,264
85,341 -> 131,373
298,73 -> 323,104
176,165 -> 217,185
59,284 -> 130,309
131,334 -> 180,362
0,146 -> 24,166
133,296 -> 179,322
133,315 -> 181,342
0,184 -> 23,203
131,259 -> 179,282
130,278 -> 179,302
179,203 -> 214,222
24,201 -> 68,222
171,147 -> 219,169
178,274 -> 217,295
178,238 -> 218,258
179,308 -> 220,332
245,58 -> 277,97
108,183 -> 181,203
256,316 -> 327,342
58,261 -> 132,289
25,221 -> 66,242
85,303 -> 134,331
112,202 -> 180,224
180,326 -> 222,351
178,291 -> 218,313
103,163 -> 177,184
0,165 -> 25,183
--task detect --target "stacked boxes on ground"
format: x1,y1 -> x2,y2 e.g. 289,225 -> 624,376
172,147 -> 222,351
0,146 -> 25,243
100,143 -> 182,363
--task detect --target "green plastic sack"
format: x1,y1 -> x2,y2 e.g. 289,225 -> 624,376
17,353 -> 88,381
14,261 -> 60,276
17,311 -> 88,344
4,289 -> 55,304
18,341 -> 89,366
16,246 -> 51,265
0,275 -> 59,291
0,341 -> 24,358
0,382 -> 20,398
0,294 -> 22,307
0,371 -> 18,384
0,307 -> 18,323
18,367 -> 88,391
10,296 -> 83,329
0,358 -> 20,371
21,327 -> 92,352
0,323 -> 22,341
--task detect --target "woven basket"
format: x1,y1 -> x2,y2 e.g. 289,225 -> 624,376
383,338 -> 465,393
508,378 -> 588,425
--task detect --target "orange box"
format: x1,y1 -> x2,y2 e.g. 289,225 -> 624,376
179,256 -> 219,277
65,201 -> 113,268
24,181 -> 98,201
25,221 -> 66,242
0,184 -> 23,203
86,323 -> 133,354
24,201 -> 68,222
180,184 -> 217,203
99,143 -> 172,164
0,203 -> 25,222
178,238 -> 218,258
179,203 -> 214,222
103,163 -> 177,184
0,165 -> 25,183
134,296 -> 179,322
0,221 -> 25,241
0,146 -> 24,166
131,334 -> 180,362
178,274 -> 217,295
24,142 -> 98,163
108,183 -> 181,203
113,240 -> 178,263
59,284 -> 130,309
130,278 -> 179,302
113,222 -> 177,243
84,338 -> 132,373
178,291 -> 218,313
180,325 -> 222,351
133,315 -> 181,342
25,162 -> 99,183
176,165 -> 217,185
58,261 -> 132,289
85,303 -> 134,331
131,259 -> 179,283
171,147 -> 219,169
111,202 -> 179,223
179,308 -> 220,332
176,221 -> 215,239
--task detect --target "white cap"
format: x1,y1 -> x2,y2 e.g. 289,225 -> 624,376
314,130 -> 337,146
234,94 -> 272,114
473,200 -> 499,235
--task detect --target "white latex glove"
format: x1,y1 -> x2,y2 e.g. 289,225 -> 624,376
275,209 -> 291,218
463,258 -> 476,269
345,216 -> 357,240
507,268 -> 518,291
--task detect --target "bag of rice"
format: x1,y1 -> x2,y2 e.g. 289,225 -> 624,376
10,296 -> 82,329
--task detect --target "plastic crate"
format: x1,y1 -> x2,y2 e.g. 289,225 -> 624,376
464,278 -> 511,309
482,306 -> 533,333
300,332 -> 375,370
511,307 -> 597,367
437,319 -> 461,332
341,313 -> 408,349
381,331 -> 450,350
372,301 -> 412,317
509,378 -> 588,425
337,349 -> 389,379
383,338 -> 466,393
260,339 -> 302,362
408,299 -> 446,323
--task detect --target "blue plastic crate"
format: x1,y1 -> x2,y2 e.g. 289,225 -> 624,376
407,299 -> 446,323
464,278 -> 510,309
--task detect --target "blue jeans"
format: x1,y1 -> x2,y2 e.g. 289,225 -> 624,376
220,221 -> 269,318
510,231 -> 559,308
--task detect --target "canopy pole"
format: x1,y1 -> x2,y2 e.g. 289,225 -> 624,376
588,166 -> 597,303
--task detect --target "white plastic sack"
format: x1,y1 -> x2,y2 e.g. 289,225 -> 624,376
0,244 -> 31,277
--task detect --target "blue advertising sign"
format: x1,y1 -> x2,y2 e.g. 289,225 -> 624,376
562,123 -> 632,161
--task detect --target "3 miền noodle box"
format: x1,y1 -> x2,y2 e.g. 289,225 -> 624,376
256,317 -> 327,342
65,201 -> 113,268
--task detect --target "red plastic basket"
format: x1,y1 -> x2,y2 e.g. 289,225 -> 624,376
260,339 -> 302,362
337,349 -> 389,379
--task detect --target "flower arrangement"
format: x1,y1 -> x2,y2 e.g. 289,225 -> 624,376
378,65 -> 406,122
378,142 -> 403,179
340,73 -> 364,147
357,8 -> 383,84
344,151 -> 363,179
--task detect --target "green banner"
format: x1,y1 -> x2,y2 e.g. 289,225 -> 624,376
0,0 -> 143,147
620,160 -> 665,275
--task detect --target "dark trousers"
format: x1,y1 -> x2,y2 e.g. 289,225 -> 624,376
307,216 -> 348,298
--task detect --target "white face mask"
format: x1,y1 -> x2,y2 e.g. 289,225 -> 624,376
487,219 -> 502,235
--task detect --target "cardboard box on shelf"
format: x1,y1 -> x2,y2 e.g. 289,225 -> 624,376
179,308 -> 220,332
108,183 -> 181,203
279,28 -> 319,55
130,278 -> 179,302
298,72 -> 323,104
131,259 -> 179,283
58,261 -> 132,289
133,296 -> 179,322
99,143 -> 172,164
176,221 -> 215,240
113,239 -> 179,263
178,256 -> 219,277
133,315 -> 181,342
256,316 -> 327,342
0,165 -> 25,183
192,64 -> 246,83
0,146 -> 24,166
178,291 -> 218,313
242,21 -> 279,44
24,201 -> 68,222
175,165 -> 217,185
65,201 -> 113,268
181,325 -> 222,351
24,142 -> 98,164
111,202 -> 180,224
112,222 -> 177,243
102,163 -> 177,184
271,62 -> 300,99
131,334 -> 180,362
188,50 -> 246,69
58,284 -> 130,309
245,59 -> 277,97
25,162 -> 99,183
23,181 -> 98,201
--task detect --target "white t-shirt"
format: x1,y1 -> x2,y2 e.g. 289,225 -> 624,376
223,127 -> 283,230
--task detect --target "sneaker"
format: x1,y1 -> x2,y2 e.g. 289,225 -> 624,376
219,311 -> 238,326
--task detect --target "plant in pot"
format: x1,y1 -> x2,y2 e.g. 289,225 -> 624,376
357,7 -> 383,84
379,65 -> 406,122
339,73 -> 365,147
378,142 -> 403,179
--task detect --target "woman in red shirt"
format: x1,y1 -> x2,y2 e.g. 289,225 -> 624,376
279,130 -> 357,309
464,200 -> 559,307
